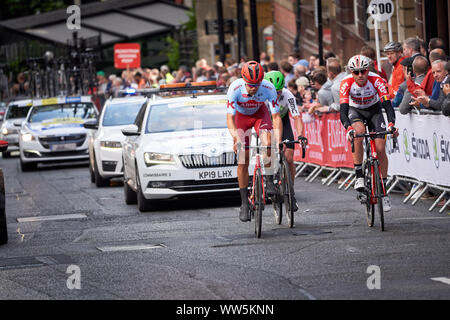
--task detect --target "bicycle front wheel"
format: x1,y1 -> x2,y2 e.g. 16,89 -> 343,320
282,158 -> 294,228
364,160 -> 375,228
373,161 -> 385,231
254,168 -> 263,238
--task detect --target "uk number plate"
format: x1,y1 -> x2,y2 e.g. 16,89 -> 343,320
50,143 -> 77,151
195,168 -> 236,180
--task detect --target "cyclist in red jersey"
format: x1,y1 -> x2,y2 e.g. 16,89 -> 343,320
226,61 -> 283,222
339,55 -> 398,211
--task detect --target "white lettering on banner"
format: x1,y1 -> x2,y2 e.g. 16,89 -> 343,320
327,119 -> 348,152
387,112 -> 450,186
309,151 -> 323,161
305,119 -> 324,152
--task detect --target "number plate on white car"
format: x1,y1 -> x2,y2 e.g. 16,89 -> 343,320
50,143 -> 77,151
195,168 -> 237,180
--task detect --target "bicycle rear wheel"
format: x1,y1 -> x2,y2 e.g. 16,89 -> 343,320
254,168 -> 263,238
364,160 -> 375,227
373,161 -> 385,231
282,158 -> 294,228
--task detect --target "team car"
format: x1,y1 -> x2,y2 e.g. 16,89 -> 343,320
18,96 -> 98,171
121,82 -> 240,212
0,98 -> 32,158
84,95 -> 148,187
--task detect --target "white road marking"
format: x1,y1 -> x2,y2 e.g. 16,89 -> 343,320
97,244 -> 167,252
431,277 -> 450,285
17,213 -> 87,223
394,217 -> 449,221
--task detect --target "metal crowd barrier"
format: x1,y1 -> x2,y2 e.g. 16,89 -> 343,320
294,162 -> 449,213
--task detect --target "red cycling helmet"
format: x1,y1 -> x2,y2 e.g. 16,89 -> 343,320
241,61 -> 264,84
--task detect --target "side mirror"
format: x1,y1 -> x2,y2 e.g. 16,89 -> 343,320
13,120 -> 23,127
83,119 -> 99,130
0,140 -> 8,152
121,125 -> 140,137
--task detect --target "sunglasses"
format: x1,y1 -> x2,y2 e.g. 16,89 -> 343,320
352,69 -> 368,75
245,83 -> 260,88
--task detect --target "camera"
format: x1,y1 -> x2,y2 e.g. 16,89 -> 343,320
407,65 -> 415,79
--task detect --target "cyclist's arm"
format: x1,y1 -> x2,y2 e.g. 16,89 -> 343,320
293,115 -> 304,137
380,96 -> 396,125
284,90 -> 304,137
226,99 -> 238,143
339,103 -> 352,129
272,112 -> 283,143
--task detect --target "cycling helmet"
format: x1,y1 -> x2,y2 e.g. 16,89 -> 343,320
347,55 -> 371,72
383,41 -> 403,52
241,61 -> 264,84
264,71 -> 285,91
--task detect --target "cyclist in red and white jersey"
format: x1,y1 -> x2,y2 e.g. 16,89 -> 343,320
339,55 -> 398,211
227,61 -> 283,222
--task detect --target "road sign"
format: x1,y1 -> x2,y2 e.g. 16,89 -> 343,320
368,0 -> 394,22
114,43 -> 140,69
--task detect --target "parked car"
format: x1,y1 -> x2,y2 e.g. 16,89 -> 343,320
18,96 -> 98,171
0,98 -> 32,158
122,83 -> 239,212
84,95 -> 148,187
0,101 -> 7,121
0,140 -> 8,245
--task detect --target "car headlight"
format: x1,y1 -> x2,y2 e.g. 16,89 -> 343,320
2,127 -> 8,135
144,152 -> 176,166
100,141 -> 122,149
21,132 -> 36,142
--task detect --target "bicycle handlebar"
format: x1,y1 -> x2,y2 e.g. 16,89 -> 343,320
350,130 -> 398,153
279,136 -> 308,159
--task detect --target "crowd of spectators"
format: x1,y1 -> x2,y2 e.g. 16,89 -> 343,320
96,36 -> 448,118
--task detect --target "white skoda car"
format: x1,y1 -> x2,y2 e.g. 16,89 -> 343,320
84,95 -> 147,187
18,96 -> 98,171
121,92 -> 239,212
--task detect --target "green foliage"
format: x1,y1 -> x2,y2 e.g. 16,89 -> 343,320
1,0 -> 66,19
166,36 -> 180,71
185,0 -> 197,31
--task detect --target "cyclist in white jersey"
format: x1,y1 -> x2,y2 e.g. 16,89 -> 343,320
264,71 -> 305,212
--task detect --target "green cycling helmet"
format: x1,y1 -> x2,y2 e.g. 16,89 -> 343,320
264,71 -> 285,91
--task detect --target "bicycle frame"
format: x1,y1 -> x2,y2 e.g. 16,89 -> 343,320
365,135 -> 385,204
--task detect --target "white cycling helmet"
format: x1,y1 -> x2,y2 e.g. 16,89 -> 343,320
347,55 -> 371,72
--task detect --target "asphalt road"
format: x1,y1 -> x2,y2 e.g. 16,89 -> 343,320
0,153 -> 449,301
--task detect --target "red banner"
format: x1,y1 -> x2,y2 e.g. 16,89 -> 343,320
292,112 -> 353,168
114,43 -> 141,69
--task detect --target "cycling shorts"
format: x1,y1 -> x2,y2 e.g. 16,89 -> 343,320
235,105 -> 273,147
282,115 -> 295,149
348,102 -> 387,133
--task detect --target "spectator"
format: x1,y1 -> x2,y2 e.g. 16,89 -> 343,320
287,79 -> 302,105
280,60 -> 295,87
111,77 -> 124,97
309,54 -> 320,71
205,69 -> 216,81
399,56 -> 429,114
294,64 -> 308,79
410,60 -> 449,111
134,72 -> 146,89
174,65 -> 190,83
442,61 -> 450,116
403,37 -> 423,59
361,45 -> 388,81
195,68 -> 207,82
267,62 -> 279,72
327,57 -> 347,112
288,52 -> 301,67
383,41 -> 406,97
260,52 -> 268,65
428,37 -> 447,52
310,69 -> 333,107
418,38 -> 428,58
160,65 -> 174,85
324,52 -> 336,60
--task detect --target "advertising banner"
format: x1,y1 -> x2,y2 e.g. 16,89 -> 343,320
386,112 -> 450,186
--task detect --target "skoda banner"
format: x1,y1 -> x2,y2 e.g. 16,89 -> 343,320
387,112 -> 450,186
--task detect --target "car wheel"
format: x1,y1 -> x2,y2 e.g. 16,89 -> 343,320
2,151 -> 9,159
123,166 -> 137,205
0,170 -> 8,245
136,166 -> 151,212
20,160 -> 37,172
89,155 -> 95,183
94,153 -> 109,187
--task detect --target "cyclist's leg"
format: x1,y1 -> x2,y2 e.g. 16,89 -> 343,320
281,115 -> 296,183
255,107 -> 276,195
348,107 -> 366,191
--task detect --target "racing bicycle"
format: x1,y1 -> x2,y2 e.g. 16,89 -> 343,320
273,137 -> 307,228
351,127 -> 397,231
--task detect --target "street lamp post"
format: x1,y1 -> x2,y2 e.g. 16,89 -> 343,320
216,0 -> 226,63
249,0 -> 260,61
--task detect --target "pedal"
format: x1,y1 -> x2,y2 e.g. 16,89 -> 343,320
356,191 -> 367,204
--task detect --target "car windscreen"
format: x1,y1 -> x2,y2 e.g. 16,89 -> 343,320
28,103 -> 96,123
102,102 -> 143,126
5,105 -> 31,119
146,101 -> 227,133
